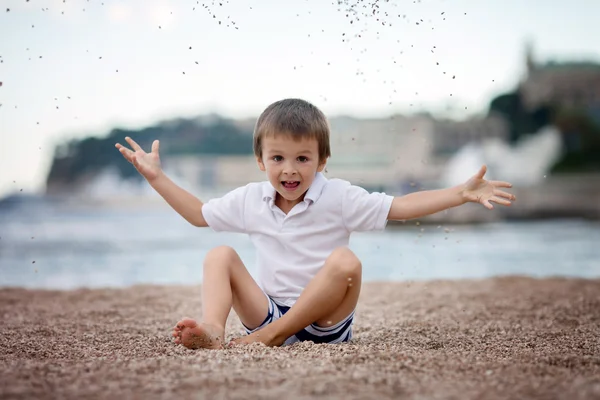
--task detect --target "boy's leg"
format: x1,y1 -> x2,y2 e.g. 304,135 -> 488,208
232,246 -> 361,347
172,245 -> 269,349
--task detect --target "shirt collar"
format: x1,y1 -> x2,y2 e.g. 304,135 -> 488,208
262,172 -> 328,205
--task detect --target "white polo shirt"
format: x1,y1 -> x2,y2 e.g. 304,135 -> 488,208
201,172 -> 394,306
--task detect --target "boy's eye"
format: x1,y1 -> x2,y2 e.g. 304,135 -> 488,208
272,156 -> 283,162
297,156 -> 308,162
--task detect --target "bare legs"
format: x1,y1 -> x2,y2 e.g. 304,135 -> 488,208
172,246 -> 269,349
173,246 -> 362,349
231,247 -> 362,347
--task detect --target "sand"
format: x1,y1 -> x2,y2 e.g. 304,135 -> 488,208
1,277 -> 599,400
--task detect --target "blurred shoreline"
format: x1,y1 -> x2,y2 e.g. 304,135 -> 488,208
2,173 -> 598,225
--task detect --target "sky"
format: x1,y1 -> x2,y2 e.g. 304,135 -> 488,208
1,0 -> 599,198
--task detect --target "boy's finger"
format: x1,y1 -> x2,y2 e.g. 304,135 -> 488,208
476,165 -> 487,179
115,143 -> 128,152
494,189 -> 515,200
152,140 -> 160,154
125,136 -> 143,152
118,145 -> 135,161
491,196 -> 511,206
489,180 -> 512,188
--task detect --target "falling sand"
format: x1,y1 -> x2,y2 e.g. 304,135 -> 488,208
1,277 -> 599,399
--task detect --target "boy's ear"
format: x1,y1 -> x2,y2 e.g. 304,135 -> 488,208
257,156 -> 266,172
317,160 -> 327,172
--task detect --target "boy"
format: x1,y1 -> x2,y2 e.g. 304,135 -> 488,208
115,98 -> 515,349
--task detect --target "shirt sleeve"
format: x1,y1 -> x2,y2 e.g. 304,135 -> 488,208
201,185 -> 249,233
342,184 -> 394,232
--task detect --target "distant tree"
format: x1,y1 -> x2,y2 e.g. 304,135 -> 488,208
46,118 -> 254,187
488,91 -> 552,143
488,88 -> 600,172
551,107 -> 600,172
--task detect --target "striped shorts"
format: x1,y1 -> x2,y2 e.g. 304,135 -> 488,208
243,294 -> 354,346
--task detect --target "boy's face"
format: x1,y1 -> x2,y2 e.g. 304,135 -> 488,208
257,134 -> 326,208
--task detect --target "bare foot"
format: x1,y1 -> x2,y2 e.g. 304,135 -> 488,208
172,317 -> 224,350
229,325 -> 286,348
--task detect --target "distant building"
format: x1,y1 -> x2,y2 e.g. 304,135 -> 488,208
429,114 -> 510,156
162,155 -> 265,193
519,42 -> 600,112
326,113 -> 509,189
326,115 -> 434,190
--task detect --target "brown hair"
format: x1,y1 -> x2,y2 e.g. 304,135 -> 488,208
253,98 -> 331,162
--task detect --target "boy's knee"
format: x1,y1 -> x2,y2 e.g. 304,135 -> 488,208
327,247 -> 362,277
204,245 -> 238,267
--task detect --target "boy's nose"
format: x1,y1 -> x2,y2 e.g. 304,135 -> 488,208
282,164 -> 298,176
282,170 -> 298,177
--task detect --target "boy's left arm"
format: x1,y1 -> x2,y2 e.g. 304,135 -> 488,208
387,165 -> 516,221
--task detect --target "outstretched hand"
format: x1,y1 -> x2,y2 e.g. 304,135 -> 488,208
461,165 -> 515,210
115,137 -> 162,182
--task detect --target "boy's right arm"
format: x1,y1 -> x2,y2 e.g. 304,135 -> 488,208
148,172 -> 208,227
115,137 -> 208,227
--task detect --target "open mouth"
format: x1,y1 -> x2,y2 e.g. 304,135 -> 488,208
281,181 -> 300,190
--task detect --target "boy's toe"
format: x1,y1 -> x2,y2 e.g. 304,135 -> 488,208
177,317 -> 198,330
